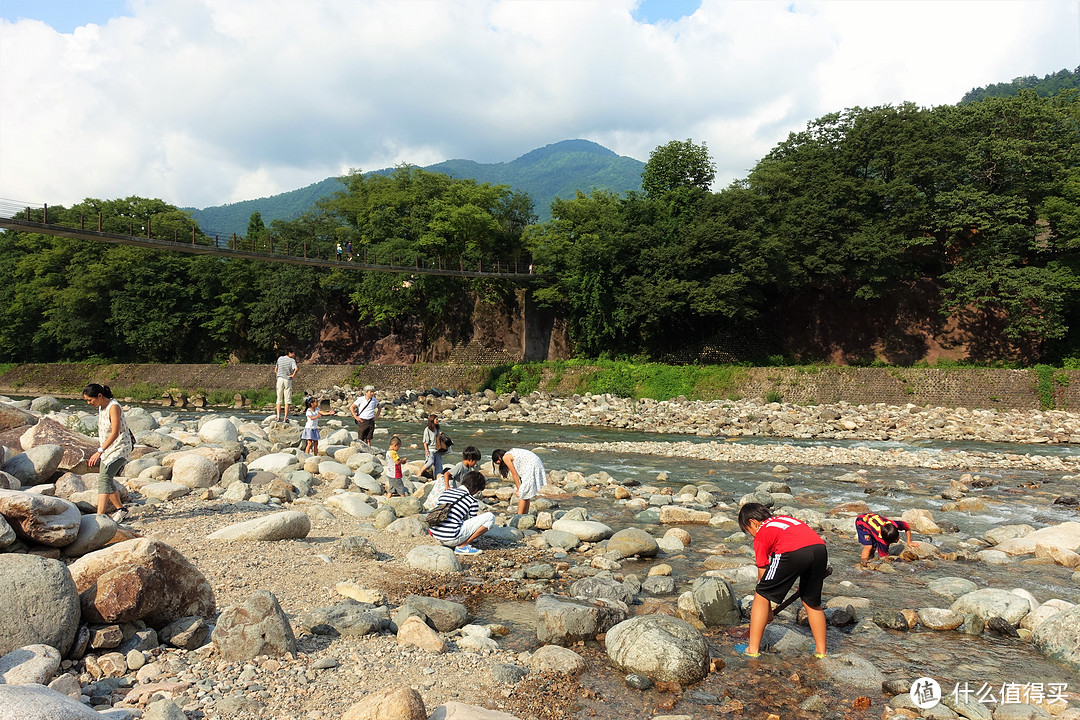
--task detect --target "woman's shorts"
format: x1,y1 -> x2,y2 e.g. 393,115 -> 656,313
98,455 -> 127,495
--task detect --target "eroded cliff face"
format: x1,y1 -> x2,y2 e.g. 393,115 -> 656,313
305,290 -> 571,365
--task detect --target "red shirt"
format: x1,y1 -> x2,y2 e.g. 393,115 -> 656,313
753,515 -> 825,567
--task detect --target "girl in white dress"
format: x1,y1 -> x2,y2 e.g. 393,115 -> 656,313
491,447 -> 547,515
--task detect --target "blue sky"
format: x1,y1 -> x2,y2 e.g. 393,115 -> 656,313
0,0 -> 130,32
1,0 -> 704,31
1,0 -> 1077,209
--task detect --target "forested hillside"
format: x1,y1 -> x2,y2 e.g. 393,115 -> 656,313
187,140 -> 643,235
3,90 -> 1078,367
962,66 -> 1079,103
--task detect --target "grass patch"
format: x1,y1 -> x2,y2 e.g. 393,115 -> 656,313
1035,364 -> 1056,410
485,360 -> 747,401
111,382 -> 167,403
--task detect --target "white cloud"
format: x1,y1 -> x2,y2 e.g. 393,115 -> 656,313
1,0 -> 1076,209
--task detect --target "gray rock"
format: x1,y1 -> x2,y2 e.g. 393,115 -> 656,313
817,652 -> 885,690
491,663 -> 529,684
872,610 -> 909,631
221,462 -> 249,486
334,536 -> 380,559
211,590 -> 296,661
401,596 -> 468,632
118,629 -> 158,654
542,529 -> 581,551
170,453 -> 219,489
30,396 -> 61,414
207,511 -> 310,541
0,644 -> 61,685
3,445 -> 63,485
0,555 -> 80,656
916,608 -> 964,630
301,603 -> 389,636
1031,604 -> 1080,672
385,517 -> 426,537
951,589 -> 1031,625
143,698 -> 187,720
641,576 -> 676,595
927,577 -> 978,601
0,515 -> 14,550
405,546 -> 462,574
159,616 -> 209,650
691,576 -> 740,626
605,528 -> 659,559
62,514 -> 118,557
605,614 -> 709,684
123,407 -> 159,433
550,518 -> 613,542
570,574 -> 634,605
535,594 -> 629,646
0,683 -> 103,719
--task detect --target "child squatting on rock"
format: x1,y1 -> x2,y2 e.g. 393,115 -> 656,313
736,502 -> 829,659
855,511 -> 916,564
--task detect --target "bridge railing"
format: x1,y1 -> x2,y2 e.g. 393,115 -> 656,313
0,199 -> 536,279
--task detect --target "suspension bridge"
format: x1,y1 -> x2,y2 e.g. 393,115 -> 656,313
0,200 -> 538,281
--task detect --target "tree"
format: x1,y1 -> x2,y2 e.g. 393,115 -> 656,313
247,211 -> 266,240
640,139 -> 716,197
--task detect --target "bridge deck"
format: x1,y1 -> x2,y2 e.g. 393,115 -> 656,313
0,218 -> 537,281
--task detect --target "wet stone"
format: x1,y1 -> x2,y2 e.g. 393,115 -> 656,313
625,673 -> 653,690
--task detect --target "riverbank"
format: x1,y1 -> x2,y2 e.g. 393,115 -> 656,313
3,362 -> 1080,412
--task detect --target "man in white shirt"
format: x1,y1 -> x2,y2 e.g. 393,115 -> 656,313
274,350 -> 297,422
350,385 -> 381,446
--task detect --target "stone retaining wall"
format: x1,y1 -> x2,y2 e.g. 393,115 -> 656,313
0,363 -> 1076,410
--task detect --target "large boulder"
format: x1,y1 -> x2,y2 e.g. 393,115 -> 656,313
3,445 -> 63,486
207,511 -> 311,541
0,404 -> 38,430
342,686 -> 426,720
817,652 -> 885,690
535,594 -> 629,646
690,576 -> 741,626
951,588 -> 1032,625
62,514 -> 118,557
401,596 -> 469,632
300,603 -> 390,637
405,546 -> 461,573
29,396 -> 61,414
123,406 -> 159,433
605,528 -> 659,559
0,644 -> 61,685
249,452 -> 299,473
550,518 -> 613,542
198,417 -> 239,444
570,574 -> 634,605
69,538 -> 216,628
20,419 -> 97,474
1031,604 -> 1080,672
0,683 -> 102,719
169,453 -> 219,489
0,489 -> 81,547
605,614 -> 709,684
0,555 -> 80,656
211,590 -> 296,661
996,522 -> 1080,555
326,493 -> 375,518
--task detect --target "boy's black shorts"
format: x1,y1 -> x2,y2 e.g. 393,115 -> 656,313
756,543 -> 828,607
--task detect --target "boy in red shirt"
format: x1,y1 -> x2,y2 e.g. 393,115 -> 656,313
736,502 -> 828,658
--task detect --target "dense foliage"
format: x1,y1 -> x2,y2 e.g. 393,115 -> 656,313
527,92 -> 1080,361
3,90 -> 1078,366
0,172 -> 534,362
962,66 -> 1080,104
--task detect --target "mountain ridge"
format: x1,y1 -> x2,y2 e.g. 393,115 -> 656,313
186,139 -> 644,234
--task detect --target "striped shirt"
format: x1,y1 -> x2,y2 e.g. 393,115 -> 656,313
276,355 -> 297,379
428,487 -> 478,542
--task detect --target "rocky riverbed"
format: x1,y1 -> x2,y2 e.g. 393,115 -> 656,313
2,392 -> 1080,720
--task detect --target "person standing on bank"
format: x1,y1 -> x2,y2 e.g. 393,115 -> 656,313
421,414 -> 444,478
491,448 -> 547,515
350,385 -> 380,447
274,349 -> 298,422
82,383 -> 133,521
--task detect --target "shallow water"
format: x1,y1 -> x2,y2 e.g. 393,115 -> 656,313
30,398 -> 1080,714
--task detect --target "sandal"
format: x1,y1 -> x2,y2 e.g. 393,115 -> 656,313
734,643 -> 761,658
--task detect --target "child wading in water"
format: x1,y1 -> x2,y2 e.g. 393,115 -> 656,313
736,502 -> 829,659
384,435 -> 407,497
301,397 -> 332,454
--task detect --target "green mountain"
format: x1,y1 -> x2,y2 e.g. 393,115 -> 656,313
186,139 -> 644,235
961,66 -> 1080,104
